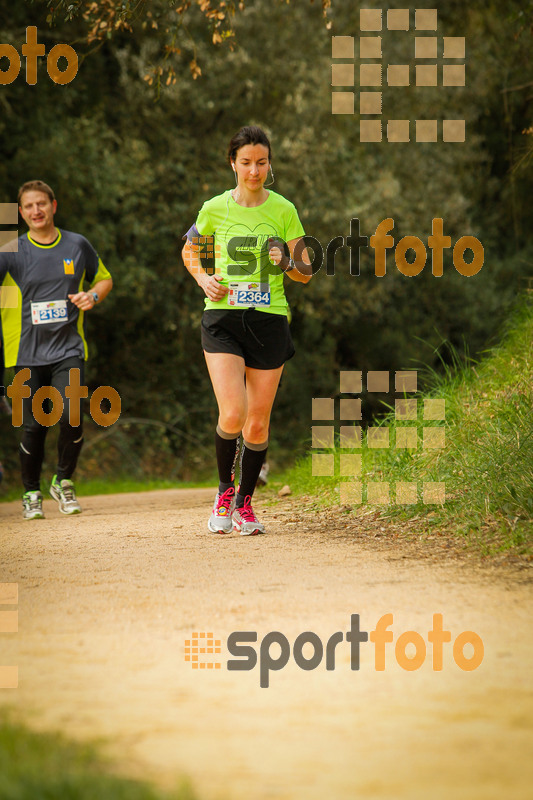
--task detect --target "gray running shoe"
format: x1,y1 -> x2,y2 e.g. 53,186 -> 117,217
50,475 -> 82,515
208,487 -> 235,533
232,495 -> 266,536
22,491 -> 44,520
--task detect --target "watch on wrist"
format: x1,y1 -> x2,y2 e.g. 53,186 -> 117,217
281,258 -> 295,273
90,291 -> 99,305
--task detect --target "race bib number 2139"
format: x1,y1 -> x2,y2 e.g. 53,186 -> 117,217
31,300 -> 68,325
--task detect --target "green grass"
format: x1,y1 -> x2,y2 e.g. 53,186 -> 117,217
283,296 -> 533,556
0,713 -> 197,800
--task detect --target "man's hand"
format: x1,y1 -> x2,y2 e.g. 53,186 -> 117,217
68,291 -> 96,310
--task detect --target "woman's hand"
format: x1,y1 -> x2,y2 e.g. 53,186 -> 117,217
198,273 -> 229,302
268,237 -> 291,271
268,242 -> 284,267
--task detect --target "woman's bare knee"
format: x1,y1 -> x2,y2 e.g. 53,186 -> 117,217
219,409 -> 247,433
243,418 -> 269,443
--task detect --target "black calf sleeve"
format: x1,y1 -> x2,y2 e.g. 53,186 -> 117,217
56,424 -> 84,481
236,439 -> 268,505
20,427 -> 47,491
215,425 -> 240,490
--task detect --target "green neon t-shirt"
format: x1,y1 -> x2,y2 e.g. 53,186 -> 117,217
195,189 -> 305,315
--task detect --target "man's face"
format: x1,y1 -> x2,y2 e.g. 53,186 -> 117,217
19,190 -> 57,236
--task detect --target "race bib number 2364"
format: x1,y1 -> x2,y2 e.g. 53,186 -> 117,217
228,282 -> 270,308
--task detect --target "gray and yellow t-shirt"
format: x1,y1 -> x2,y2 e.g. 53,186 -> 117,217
193,190 -> 305,316
0,229 -> 111,367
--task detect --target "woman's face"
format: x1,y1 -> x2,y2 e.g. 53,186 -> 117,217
233,144 -> 270,191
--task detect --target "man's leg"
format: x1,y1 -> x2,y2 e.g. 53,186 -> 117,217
53,357 -> 85,481
0,343 -> 11,416
18,365 -> 49,492
17,364 -> 49,519
49,357 -> 84,515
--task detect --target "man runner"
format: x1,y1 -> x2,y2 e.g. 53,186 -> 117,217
0,332 -> 10,485
0,180 -> 113,519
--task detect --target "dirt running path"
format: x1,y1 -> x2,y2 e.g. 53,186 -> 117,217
0,489 -> 532,799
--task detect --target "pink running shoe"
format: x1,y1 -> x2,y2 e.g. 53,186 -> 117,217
207,487 -> 236,534
232,495 -> 266,536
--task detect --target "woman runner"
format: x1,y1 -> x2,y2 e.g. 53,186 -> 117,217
182,126 -> 312,535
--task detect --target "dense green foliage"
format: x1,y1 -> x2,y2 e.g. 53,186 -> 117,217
0,0 -> 531,484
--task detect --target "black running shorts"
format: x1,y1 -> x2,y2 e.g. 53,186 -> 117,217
201,309 -> 295,370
